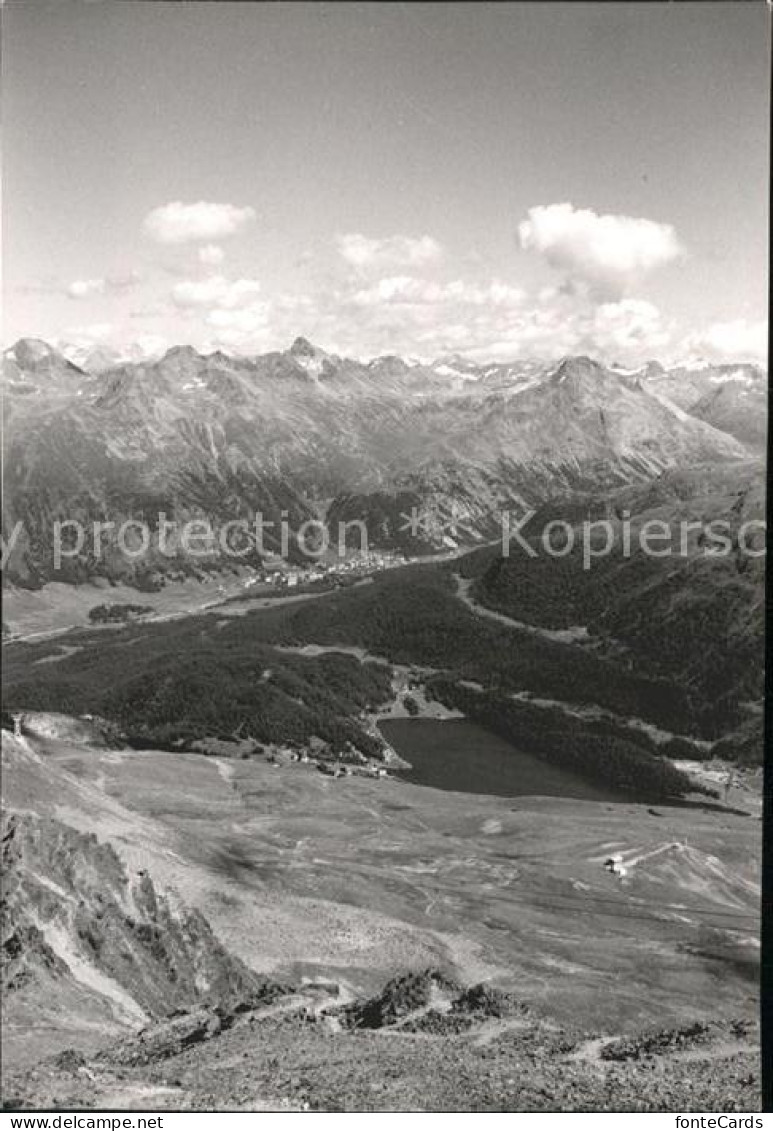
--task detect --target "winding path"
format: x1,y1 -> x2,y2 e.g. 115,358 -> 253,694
451,573 -> 714,754
453,573 -> 589,643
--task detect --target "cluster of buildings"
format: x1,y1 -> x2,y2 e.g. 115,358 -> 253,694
316,761 -> 389,780
237,549 -> 406,592
264,737 -> 391,781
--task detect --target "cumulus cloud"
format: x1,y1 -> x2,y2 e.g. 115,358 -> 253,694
198,244 -> 225,266
205,303 -> 271,336
110,260 -> 675,364
296,271 -> 530,358
166,272 -> 270,349
681,318 -> 767,365
508,298 -> 670,365
171,275 -> 262,310
126,334 -> 169,361
67,278 -> 106,299
518,203 -> 682,298
143,201 -> 256,244
349,276 -> 525,309
67,272 -> 140,299
336,233 -> 442,270
589,299 -> 670,358
328,278 -> 672,364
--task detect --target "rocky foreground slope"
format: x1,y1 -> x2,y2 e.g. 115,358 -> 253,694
2,803 -> 761,1113
1,808 -> 288,1066
1,717 -> 761,1111
4,993 -> 760,1112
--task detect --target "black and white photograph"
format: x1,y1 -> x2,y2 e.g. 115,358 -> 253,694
1,0 -> 769,1117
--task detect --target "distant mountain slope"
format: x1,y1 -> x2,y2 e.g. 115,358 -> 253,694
469,461 -> 765,752
639,362 -> 765,409
642,362 -> 767,451
690,380 -> 767,450
2,338 -> 88,395
2,339 -> 759,586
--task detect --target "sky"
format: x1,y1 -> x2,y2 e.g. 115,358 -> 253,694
3,0 -> 770,366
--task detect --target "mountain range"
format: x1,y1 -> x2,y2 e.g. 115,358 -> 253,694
2,337 -> 765,587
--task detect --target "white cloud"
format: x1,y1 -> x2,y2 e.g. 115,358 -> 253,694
126,334 -> 169,361
206,303 -> 270,333
336,233 -> 442,270
681,318 -> 767,365
322,277 -> 672,364
590,299 -> 670,358
67,272 -> 141,299
304,271 -> 532,359
204,302 -> 272,350
67,278 -> 106,299
349,276 -> 525,309
501,298 -> 671,365
198,244 -> 225,266
166,273 -> 271,350
519,203 -> 682,298
171,275 -> 262,310
487,282 -> 528,308
143,201 -> 256,244
350,275 -> 435,305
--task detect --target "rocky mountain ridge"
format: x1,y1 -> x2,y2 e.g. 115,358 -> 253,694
1,801 -> 286,1067
2,338 -> 764,587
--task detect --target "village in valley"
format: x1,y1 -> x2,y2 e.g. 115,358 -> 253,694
239,547 -> 409,593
